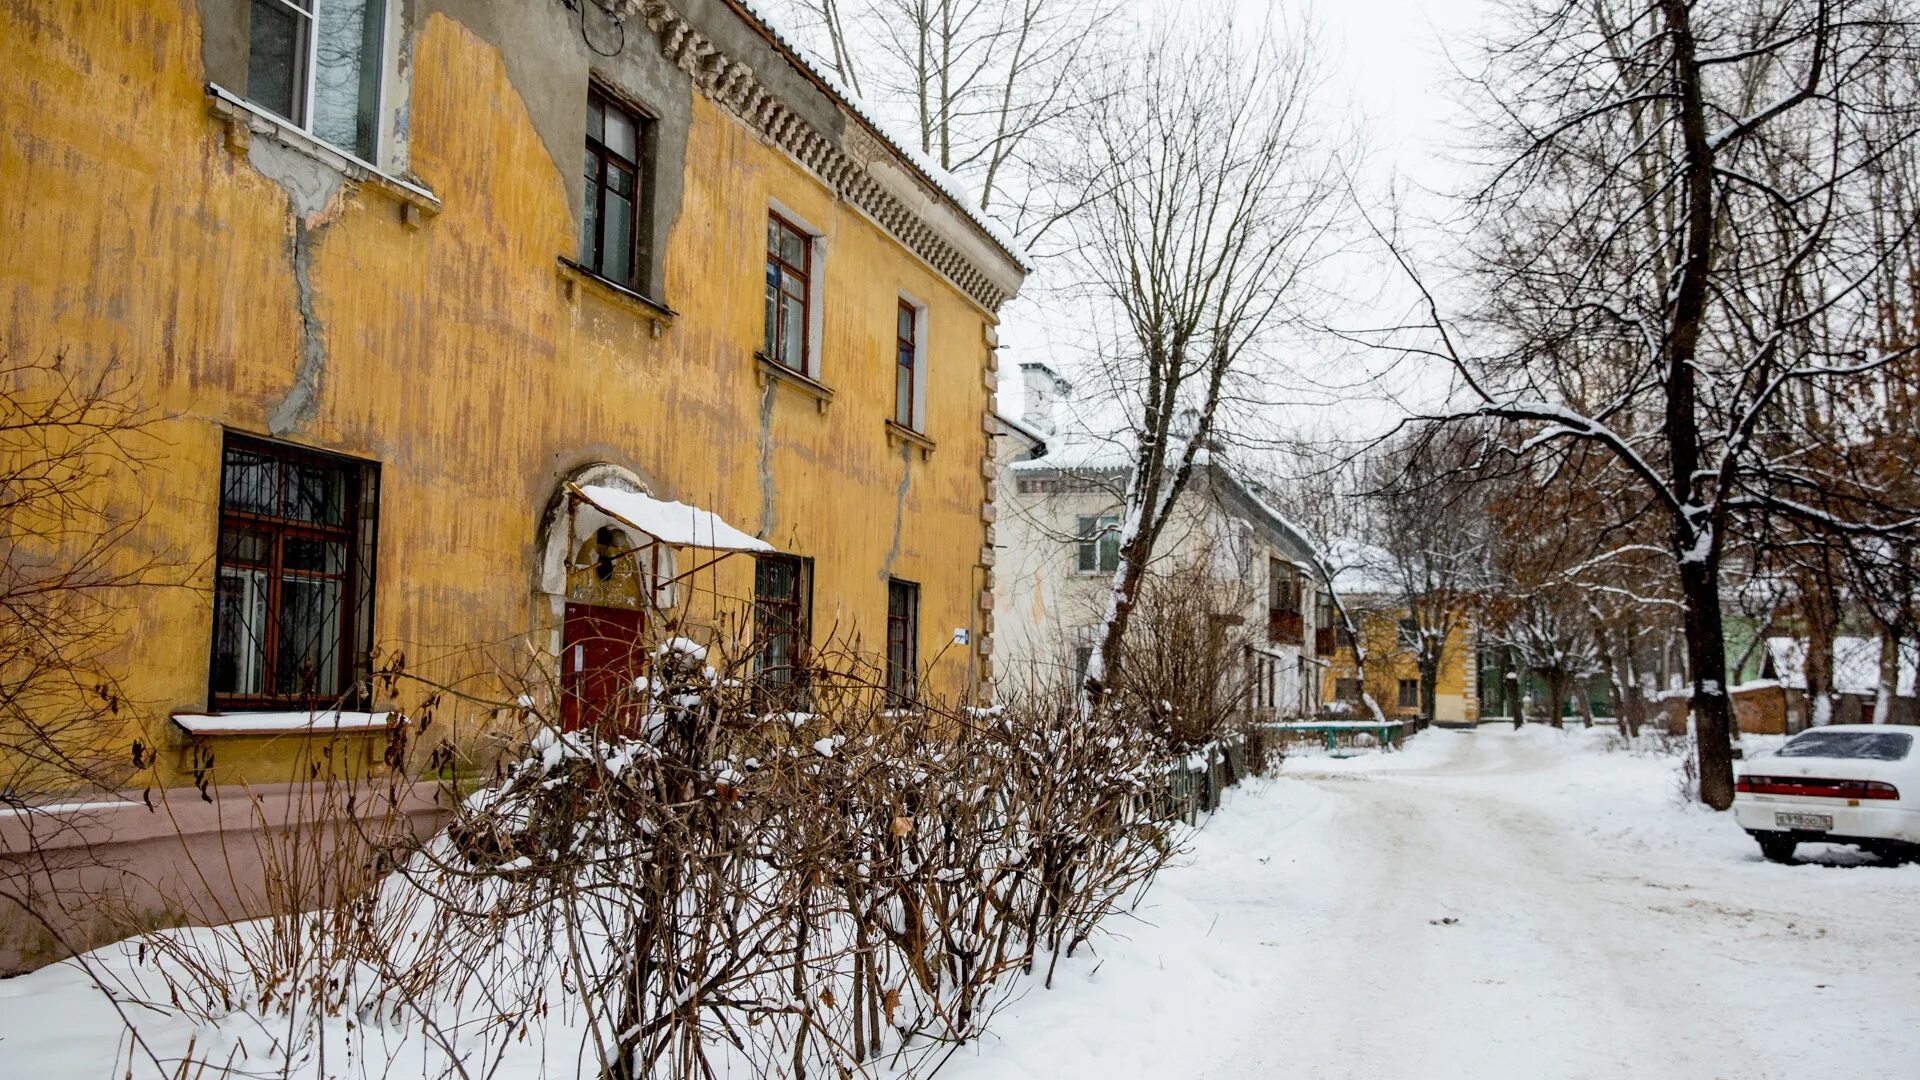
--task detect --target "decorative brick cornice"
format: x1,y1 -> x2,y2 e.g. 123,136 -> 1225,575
636,1 -> 1018,313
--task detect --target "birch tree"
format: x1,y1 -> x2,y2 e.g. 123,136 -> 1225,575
1070,16 -> 1340,713
1386,0 -> 1920,807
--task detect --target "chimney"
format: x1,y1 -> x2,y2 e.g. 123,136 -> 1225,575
1019,361 -> 1070,436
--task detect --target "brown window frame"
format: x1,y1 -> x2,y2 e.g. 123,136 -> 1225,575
1397,678 -> 1420,711
209,434 -> 378,712
581,87 -> 653,292
1267,558 -> 1304,644
894,299 -> 918,429
753,553 -> 813,690
885,579 -> 919,707
764,212 -> 814,375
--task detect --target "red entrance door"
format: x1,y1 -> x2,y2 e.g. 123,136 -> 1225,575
562,602 -> 646,732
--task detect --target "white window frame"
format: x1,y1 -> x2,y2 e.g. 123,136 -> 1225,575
248,0 -> 392,166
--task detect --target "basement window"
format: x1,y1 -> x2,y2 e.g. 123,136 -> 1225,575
245,0 -> 387,162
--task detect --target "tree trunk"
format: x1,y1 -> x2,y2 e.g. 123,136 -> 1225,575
1679,556 -> 1736,810
1804,568 -> 1838,727
1592,618 -> 1628,733
1874,631 -> 1899,724
1660,0 -> 1734,810
1418,655 -> 1441,729
1508,647 -> 1525,728
1544,669 -> 1567,729
1574,678 -> 1595,728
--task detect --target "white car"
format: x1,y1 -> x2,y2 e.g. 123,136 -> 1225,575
1733,724 -> 1920,863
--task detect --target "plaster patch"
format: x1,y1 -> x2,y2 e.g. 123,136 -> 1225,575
268,220 -> 326,436
879,443 -> 912,579
756,379 -> 778,536
246,137 -> 345,219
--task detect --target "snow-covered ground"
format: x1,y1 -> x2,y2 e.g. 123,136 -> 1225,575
4,726 -> 1916,1078
938,725 -> 1920,1080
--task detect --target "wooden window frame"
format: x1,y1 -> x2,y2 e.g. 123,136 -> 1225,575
894,299 -> 918,429
581,87 -> 652,292
1268,558 -> 1304,644
886,579 -> 919,707
764,212 -> 814,375
1076,514 -> 1120,574
209,434 -> 378,712
753,553 -> 813,688
1397,678 -> 1420,711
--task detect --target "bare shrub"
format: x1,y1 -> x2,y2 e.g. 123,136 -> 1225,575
88,599 -> 1202,1078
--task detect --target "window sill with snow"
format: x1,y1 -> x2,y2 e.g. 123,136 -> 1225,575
171,711 -> 403,738
884,420 -> 935,459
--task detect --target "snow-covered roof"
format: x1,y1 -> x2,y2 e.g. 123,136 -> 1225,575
1763,636 -> 1918,697
726,0 -> 1031,271
991,411 -> 1049,452
1323,538 -> 1399,596
577,485 -> 772,552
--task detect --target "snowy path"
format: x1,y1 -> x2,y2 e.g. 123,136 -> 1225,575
941,727 -> 1920,1080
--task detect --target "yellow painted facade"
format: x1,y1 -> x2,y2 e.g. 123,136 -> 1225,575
1,1 -> 1020,792
1323,608 -> 1481,724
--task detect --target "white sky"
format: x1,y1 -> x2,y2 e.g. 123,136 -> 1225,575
997,0 -> 1497,450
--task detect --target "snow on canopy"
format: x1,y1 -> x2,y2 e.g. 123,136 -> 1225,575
576,485 -> 772,552
1763,636 -> 1918,697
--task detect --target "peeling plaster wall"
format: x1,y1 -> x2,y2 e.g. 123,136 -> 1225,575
0,0 -> 1004,797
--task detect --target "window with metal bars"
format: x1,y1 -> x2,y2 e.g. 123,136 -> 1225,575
885,580 -> 919,706
210,435 -> 378,710
764,213 -> 813,374
581,88 -> 653,291
753,554 -> 811,689
245,0 -> 386,161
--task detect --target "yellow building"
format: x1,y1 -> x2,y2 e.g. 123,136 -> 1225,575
1,0 -> 1024,969
1323,606 -> 1482,727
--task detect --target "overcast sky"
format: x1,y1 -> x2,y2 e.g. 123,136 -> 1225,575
998,0 -> 1497,447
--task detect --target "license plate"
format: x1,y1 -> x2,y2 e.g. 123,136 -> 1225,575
1776,812 -> 1832,830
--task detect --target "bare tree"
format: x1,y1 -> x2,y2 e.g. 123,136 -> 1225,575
1379,0 -> 1920,807
1356,427 -> 1493,727
766,0 -> 1116,244
1069,15 -> 1340,713
1,352 -> 173,806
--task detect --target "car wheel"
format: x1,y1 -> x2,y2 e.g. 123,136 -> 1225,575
1756,834 -> 1797,864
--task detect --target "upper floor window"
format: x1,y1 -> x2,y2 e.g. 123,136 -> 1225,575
1077,514 -> 1120,573
581,89 -> 653,291
764,213 -> 814,374
886,580 -> 919,706
1269,559 -> 1301,614
246,0 -> 387,161
211,434 -> 378,710
1268,559 -> 1303,645
894,300 -> 919,428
